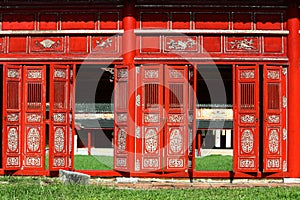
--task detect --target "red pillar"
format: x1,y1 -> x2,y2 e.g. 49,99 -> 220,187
287,0 -> 300,178
123,0 -> 136,173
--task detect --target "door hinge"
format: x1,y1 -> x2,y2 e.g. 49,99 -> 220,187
282,96 -> 287,108
136,94 -> 141,107
283,128 -> 287,140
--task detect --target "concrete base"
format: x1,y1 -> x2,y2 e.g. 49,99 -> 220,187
283,178 -> 300,183
59,170 -> 90,185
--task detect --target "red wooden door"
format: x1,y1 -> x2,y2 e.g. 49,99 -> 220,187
114,66 -> 129,171
49,64 -> 72,170
234,65 -> 259,172
3,65 -> 23,169
164,66 -> 189,172
263,65 -> 287,172
3,65 -> 46,170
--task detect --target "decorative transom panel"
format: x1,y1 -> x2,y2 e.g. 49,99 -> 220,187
268,129 -> 279,154
7,113 -> 19,122
267,70 -> 280,80
27,127 -> 40,152
54,128 -> 65,153
117,129 -> 127,152
239,159 -> 255,168
169,114 -> 184,123
25,157 -> 41,166
27,70 -> 42,79
267,158 -> 280,168
7,157 -> 19,166
7,69 -> 20,79
8,127 -> 18,152
169,70 -> 183,79
144,69 -> 159,79
116,158 -> 127,167
117,69 -> 128,79
144,114 -> 159,123
169,128 -> 183,153
268,115 -> 280,123
240,70 -> 255,79
145,128 -> 158,154
241,129 -> 254,153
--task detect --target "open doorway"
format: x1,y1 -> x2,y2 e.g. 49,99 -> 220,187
195,64 -> 233,171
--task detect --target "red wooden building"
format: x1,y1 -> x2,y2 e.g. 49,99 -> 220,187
1,0 -> 300,179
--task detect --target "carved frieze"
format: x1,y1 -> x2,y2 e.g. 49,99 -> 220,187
165,36 -> 197,52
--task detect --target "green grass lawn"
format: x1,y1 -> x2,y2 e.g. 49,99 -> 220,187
195,154 -> 233,171
0,176 -> 299,200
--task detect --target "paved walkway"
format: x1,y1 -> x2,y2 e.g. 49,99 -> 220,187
89,178 -> 300,189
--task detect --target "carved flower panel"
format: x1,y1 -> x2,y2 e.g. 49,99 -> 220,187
26,113 -> 42,123
168,158 -> 184,168
169,69 -> 184,79
164,36 -> 198,52
27,70 -> 42,79
53,113 -> 66,123
143,158 -> 159,169
30,37 -> 64,52
25,156 -> 41,167
6,157 -> 20,167
268,115 -> 280,124
144,114 -> 159,123
226,37 -> 259,52
267,70 -> 280,80
54,127 -> 65,153
267,158 -> 280,169
7,127 -> 19,152
54,69 -> 67,79
168,128 -> 183,154
26,127 -> 41,153
7,113 -> 19,122
240,114 -> 255,123
116,157 -> 127,167
117,113 -> 127,123
117,129 -> 127,153
53,157 -> 66,167
144,69 -> 159,79
169,114 -> 184,123
240,129 -> 254,154
7,69 -> 20,79
240,70 -> 255,79
268,129 -> 279,154
144,128 -> 159,154
239,158 -> 255,168
91,36 -> 118,53
117,69 -> 128,79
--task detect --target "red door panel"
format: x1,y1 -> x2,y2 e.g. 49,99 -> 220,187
164,65 -> 189,172
49,64 -> 72,170
140,65 -> 164,172
263,65 -> 287,172
23,66 -> 46,170
234,65 -> 259,172
3,65 -> 23,169
114,66 -> 129,171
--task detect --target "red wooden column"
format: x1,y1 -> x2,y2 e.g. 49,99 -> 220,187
287,0 -> 300,178
123,0 -> 136,173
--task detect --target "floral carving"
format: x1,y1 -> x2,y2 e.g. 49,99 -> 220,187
7,113 -> 19,122
27,128 -> 40,152
54,128 -> 65,153
166,38 -> 196,50
96,38 -> 112,48
117,129 -> 127,152
27,114 -> 41,123
267,159 -> 280,168
144,114 -> 159,123
229,38 -> 255,50
169,114 -> 184,123
241,129 -> 254,153
7,157 -> 19,166
116,158 -> 127,167
7,69 -> 20,78
240,70 -> 255,79
28,70 -> 42,79
268,115 -> 280,123
53,113 -> 65,123
169,129 -> 183,153
143,158 -> 159,168
117,69 -> 128,79
145,128 -> 158,153
54,69 -> 66,79
25,157 -> 41,166
168,159 -> 183,168
267,70 -> 280,80
169,70 -> 183,78
53,157 -> 65,167
144,69 -> 159,79
35,39 -> 60,49
268,130 -> 279,154
239,159 -> 254,168
8,127 -> 18,152
241,115 -> 255,123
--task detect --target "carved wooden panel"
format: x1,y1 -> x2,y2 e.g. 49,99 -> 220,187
30,37 -> 64,53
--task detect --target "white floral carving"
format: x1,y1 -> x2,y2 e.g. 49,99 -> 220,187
145,128 -> 158,153
27,128 -> 40,152
135,126 -> 141,139
36,39 -> 60,49
117,113 -> 127,123
135,159 -> 140,171
283,128 -> 287,140
230,38 -> 255,50
26,157 -> 41,166
8,127 -> 18,152
117,69 -> 128,79
54,69 -> 66,78
116,158 -> 127,167
96,38 -> 112,48
169,114 -> 184,123
117,129 -> 127,152
240,70 -> 255,79
268,115 -> 280,123
267,159 -> 280,168
283,160 -> 287,172
143,158 -> 159,168
239,159 -> 254,168
7,69 -> 20,78
169,129 -> 183,153
267,70 -> 280,80
241,115 -> 255,123
53,113 -> 65,123
169,70 -> 183,78
53,157 -> 65,167
166,38 -> 196,50
144,114 -> 159,123
54,128 -> 65,153
7,113 -> 19,122
144,69 -> 159,79
241,129 -> 254,153
28,70 -> 42,79
7,157 -> 19,166
268,129 -> 279,153
27,114 -> 41,123
168,159 -> 183,168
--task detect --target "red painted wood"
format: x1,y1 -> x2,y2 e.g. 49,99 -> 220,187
263,65 -> 287,173
287,1 -> 300,178
49,64 -> 72,171
234,65 -> 259,172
